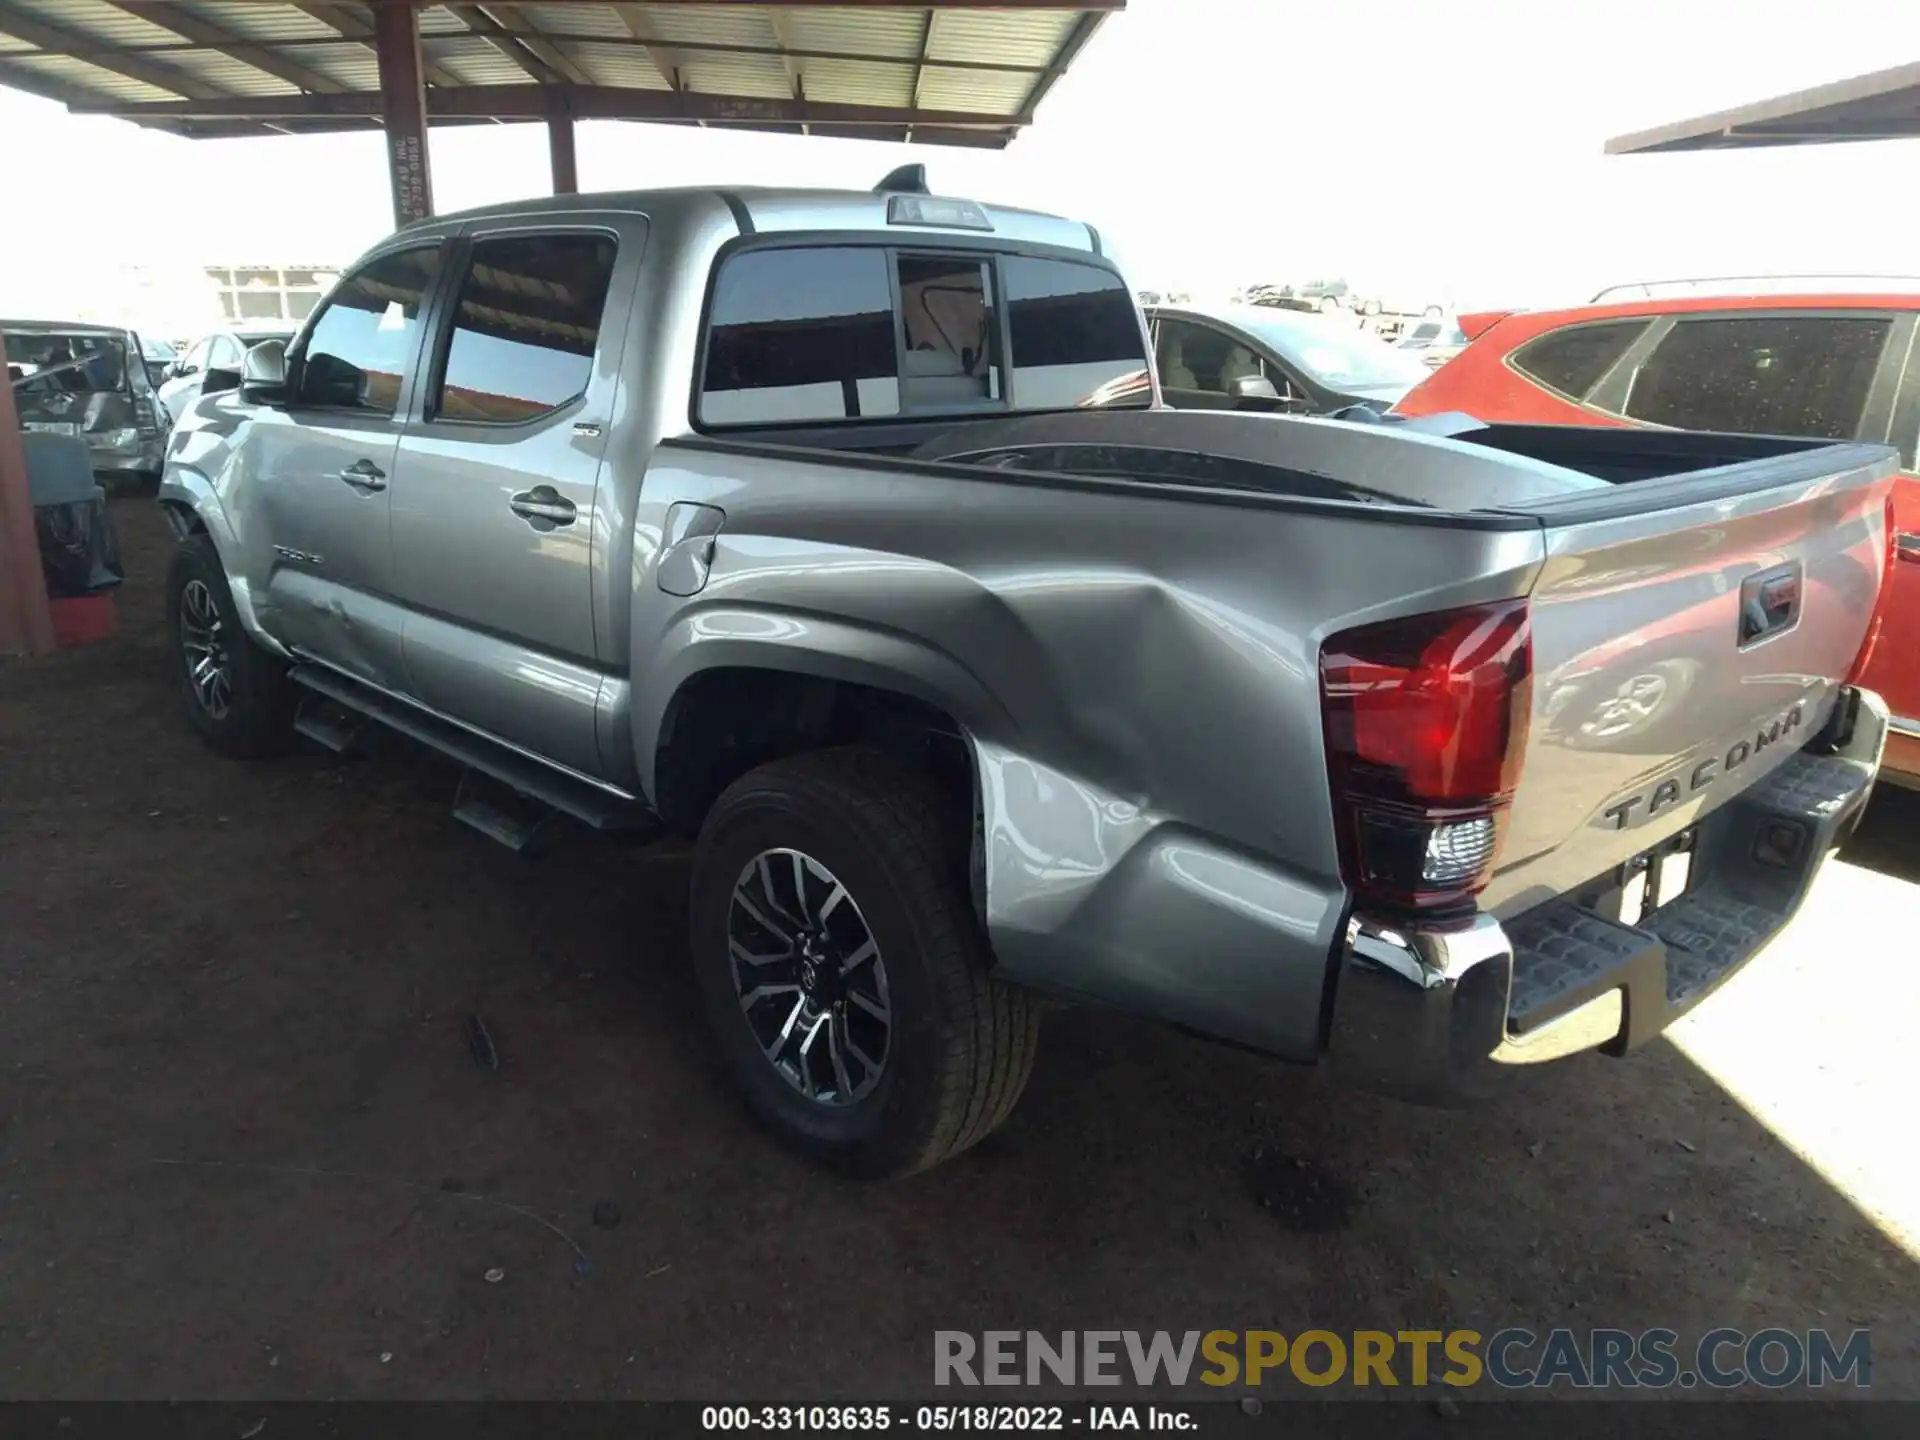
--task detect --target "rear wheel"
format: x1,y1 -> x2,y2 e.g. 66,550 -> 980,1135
166,535 -> 294,758
689,748 -> 1039,1177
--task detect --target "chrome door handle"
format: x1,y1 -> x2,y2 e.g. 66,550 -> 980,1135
509,485 -> 577,526
338,460 -> 386,492
1896,531 -> 1920,564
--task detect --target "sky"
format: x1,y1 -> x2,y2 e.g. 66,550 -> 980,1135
7,0 -> 1920,329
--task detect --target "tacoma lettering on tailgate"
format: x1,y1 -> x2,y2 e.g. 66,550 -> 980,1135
1600,702 -> 1806,831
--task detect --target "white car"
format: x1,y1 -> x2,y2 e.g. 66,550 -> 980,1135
1395,316 -> 1470,368
158,325 -> 297,424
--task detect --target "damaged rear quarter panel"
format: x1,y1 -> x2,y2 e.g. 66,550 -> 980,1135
632,443 -> 1546,1058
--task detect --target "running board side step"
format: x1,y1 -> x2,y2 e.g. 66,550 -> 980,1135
286,663 -> 658,845
293,690 -> 368,755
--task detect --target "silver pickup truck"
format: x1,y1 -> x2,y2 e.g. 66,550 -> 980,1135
158,171 -> 1898,1176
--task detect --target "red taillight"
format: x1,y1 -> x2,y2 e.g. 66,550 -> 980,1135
1845,492 -> 1897,687
1320,598 -> 1532,915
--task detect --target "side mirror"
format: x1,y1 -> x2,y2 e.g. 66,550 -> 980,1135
1229,373 -> 1281,401
239,339 -> 288,405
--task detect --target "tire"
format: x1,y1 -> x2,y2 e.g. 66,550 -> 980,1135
689,747 -> 1039,1178
165,534 -> 295,759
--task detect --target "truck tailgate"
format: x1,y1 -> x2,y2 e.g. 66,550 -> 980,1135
1482,442 -> 1896,918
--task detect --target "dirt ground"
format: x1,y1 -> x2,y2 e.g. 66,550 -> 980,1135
2,498 -> 1915,1402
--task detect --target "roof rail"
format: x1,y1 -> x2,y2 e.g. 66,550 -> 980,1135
1591,274 -> 1920,303
875,164 -> 929,195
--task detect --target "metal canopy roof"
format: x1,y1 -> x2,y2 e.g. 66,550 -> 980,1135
1606,61 -> 1920,154
0,1 -> 1122,149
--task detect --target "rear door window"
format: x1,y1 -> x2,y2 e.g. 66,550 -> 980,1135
1509,319 -> 1648,400
1618,314 -> 1891,437
432,232 -> 620,423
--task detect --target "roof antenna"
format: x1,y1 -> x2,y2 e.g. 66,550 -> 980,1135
875,163 -> 929,194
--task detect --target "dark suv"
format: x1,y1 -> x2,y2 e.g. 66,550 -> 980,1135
5,319 -> 171,489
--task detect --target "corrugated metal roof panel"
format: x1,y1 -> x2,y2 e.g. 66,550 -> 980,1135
291,43 -> 381,92
3,52 -> 176,105
160,50 -> 302,97
680,53 -> 795,101
564,42 -> 672,90
516,3 -> 632,42
169,2 -> 341,43
426,37 -> 539,87
926,9 -> 1076,68
801,58 -> 914,109
917,69 -> 1033,116
642,7 -> 779,50
784,8 -> 926,59
0,2 -> 1112,145
415,5 -> 473,39
9,0 -> 181,48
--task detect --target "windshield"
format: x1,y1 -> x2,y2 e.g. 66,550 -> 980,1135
1224,310 -> 1430,389
5,330 -> 130,393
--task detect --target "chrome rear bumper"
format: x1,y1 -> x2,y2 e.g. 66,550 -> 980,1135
1325,690 -> 1886,1106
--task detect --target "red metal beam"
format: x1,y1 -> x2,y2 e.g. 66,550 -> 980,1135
0,334 -> 56,658
23,32 -> 1051,76
375,0 -> 433,226
105,2 -> 1124,11
71,84 -> 1021,130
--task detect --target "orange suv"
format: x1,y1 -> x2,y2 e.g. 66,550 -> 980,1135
1395,278 -> 1920,786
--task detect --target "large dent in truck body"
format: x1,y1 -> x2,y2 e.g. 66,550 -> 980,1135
631,439 -> 1547,1059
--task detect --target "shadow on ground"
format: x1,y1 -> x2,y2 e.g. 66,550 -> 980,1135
0,500 -> 1912,1400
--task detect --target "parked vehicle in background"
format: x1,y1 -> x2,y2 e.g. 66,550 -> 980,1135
1394,282 -> 1920,786
138,334 -> 179,388
158,181 -> 1896,1178
1395,314 -> 1470,368
1148,301 -> 1433,413
5,319 -> 170,489
158,325 -> 298,425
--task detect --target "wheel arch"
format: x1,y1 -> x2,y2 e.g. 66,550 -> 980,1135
642,627 -> 1013,935
157,468 -> 280,652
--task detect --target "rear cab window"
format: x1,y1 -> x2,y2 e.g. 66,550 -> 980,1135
697,243 -> 1148,429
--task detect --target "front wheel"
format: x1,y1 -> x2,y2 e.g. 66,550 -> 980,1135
165,534 -> 295,758
689,748 -> 1039,1178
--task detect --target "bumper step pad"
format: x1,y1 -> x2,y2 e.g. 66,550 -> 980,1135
1505,904 -> 1661,1034
1505,747 -> 1875,1051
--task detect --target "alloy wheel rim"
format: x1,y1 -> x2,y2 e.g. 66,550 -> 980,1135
179,579 -> 234,720
728,848 -> 890,1107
